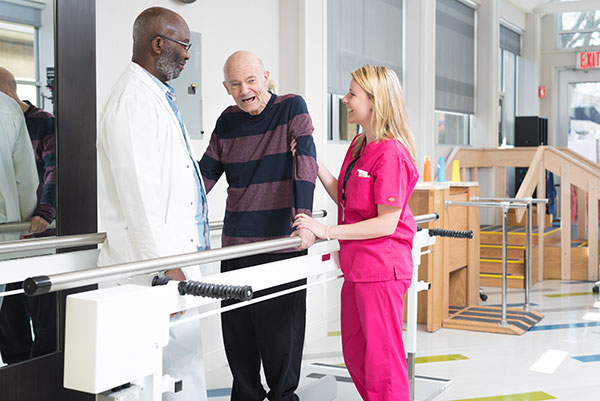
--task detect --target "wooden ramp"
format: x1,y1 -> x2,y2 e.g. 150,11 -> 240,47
443,305 -> 544,335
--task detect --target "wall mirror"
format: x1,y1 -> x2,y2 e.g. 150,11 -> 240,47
0,0 -> 58,367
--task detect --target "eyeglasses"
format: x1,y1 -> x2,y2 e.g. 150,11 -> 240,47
156,35 -> 192,52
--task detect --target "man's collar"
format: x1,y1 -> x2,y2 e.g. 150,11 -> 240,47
23,100 -> 34,114
136,63 -> 173,95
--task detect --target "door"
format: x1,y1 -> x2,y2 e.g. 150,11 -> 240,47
558,69 -> 600,160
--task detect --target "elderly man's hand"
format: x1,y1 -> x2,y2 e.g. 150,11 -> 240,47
293,228 -> 316,250
28,216 -> 49,234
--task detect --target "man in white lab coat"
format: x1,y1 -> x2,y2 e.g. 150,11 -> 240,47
0,91 -> 38,312
97,7 -> 208,401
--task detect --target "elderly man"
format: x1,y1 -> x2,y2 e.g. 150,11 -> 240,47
199,51 -> 318,401
97,7 -> 208,401
0,67 -> 57,365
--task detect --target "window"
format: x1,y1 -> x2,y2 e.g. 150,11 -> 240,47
558,10 -> 600,49
436,111 -> 470,145
0,0 -> 42,105
328,94 -> 360,141
498,25 -> 520,147
0,20 -> 38,104
435,0 -> 475,145
327,0 -> 402,141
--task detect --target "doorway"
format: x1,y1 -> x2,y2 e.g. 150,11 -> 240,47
558,69 -> 600,160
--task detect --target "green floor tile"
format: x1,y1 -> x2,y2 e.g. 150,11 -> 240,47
451,391 -> 556,401
544,292 -> 593,298
415,354 -> 468,364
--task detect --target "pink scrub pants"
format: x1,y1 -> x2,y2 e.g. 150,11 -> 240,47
341,278 -> 412,401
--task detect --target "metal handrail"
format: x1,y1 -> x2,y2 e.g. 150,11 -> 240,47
23,212 -> 440,296
0,220 -> 56,234
414,213 -> 438,224
445,199 -> 527,327
472,196 -> 548,204
0,210 -> 327,255
472,197 -> 548,311
445,200 -> 527,209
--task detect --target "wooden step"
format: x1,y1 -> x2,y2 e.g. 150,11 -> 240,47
480,225 -> 560,246
479,248 -> 541,288
480,258 -> 525,288
480,244 -> 525,260
480,258 -> 525,275
480,274 -> 525,288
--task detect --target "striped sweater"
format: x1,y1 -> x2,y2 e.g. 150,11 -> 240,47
23,101 -> 56,224
199,93 -> 317,249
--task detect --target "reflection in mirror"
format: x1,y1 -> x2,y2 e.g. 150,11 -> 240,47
0,0 -> 57,367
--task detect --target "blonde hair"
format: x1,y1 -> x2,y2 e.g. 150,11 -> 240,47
350,65 -> 416,162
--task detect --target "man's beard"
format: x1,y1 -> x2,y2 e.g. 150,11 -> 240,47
156,46 -> 182,81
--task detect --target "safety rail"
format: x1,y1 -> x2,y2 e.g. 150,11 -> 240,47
22,212 -> 439,296
0,210 -> 327,255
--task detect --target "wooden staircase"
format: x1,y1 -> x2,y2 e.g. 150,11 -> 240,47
446,146 -> 600,283
479,224 -> 560,288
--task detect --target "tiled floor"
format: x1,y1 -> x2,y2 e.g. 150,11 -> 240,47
205,280 -> 600,400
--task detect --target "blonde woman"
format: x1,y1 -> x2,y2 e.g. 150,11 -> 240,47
293,65 -> 418,400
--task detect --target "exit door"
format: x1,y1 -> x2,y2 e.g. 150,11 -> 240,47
557,69 -> 600,161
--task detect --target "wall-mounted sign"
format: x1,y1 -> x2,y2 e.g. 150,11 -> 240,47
538,86 -> 546,98
577,51 -> 600,70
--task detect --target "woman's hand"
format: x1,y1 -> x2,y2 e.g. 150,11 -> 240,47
293,213 -> 328,239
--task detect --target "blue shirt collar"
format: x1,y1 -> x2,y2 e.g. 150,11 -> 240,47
138,64 -> 174,96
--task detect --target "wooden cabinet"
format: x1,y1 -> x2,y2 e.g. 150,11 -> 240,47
407,182 -> 480,332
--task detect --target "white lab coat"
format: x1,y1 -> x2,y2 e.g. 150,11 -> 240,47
0,92 -> 38,312
97,61 -> 207,401
0,92 -> 38,233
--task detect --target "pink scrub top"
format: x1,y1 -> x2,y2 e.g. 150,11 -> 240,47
337,135 -> 419,282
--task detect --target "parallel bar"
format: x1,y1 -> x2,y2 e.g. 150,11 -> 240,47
22,211 -> 438,296
474,196 -> 547,312
414,213 -> 439,224
472,196 -> 548,204
500,206 -> 509,327
26,236 -> 304,295
0,210 -> 327,255
525,202 -> 532,311
445,200 -> 527,209
0,221 -> 56,234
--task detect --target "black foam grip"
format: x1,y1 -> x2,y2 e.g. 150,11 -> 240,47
152,276 -> 172,286
177,281 -> 253,301
23,275 -> 51,296
428,228 -> 474,239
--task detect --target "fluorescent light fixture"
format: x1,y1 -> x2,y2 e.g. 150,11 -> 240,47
529,350 -> 568,374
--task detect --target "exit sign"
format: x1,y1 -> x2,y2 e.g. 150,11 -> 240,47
577,51 -> 600,69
